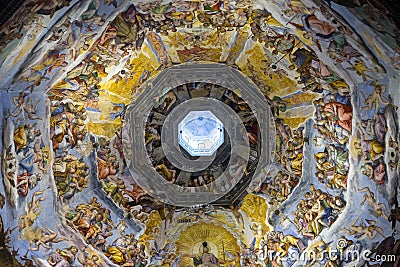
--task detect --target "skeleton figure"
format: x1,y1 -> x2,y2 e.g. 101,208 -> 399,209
342,216 -> 385,240
359,81 -> 389,112
27,226 -> 67,251
18,190 -> 46,231
358,187 -> 388,219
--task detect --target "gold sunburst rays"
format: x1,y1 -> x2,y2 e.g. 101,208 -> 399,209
175,223 -> 240,266
238,43 -> 298,96
139,210 -> 163,243
240,193 -> 268,228
240,194 -> 271,249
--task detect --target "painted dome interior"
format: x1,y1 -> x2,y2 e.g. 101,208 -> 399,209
0,0 -> 399,266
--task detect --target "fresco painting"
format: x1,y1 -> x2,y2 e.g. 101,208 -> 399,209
0,0 -> 399,266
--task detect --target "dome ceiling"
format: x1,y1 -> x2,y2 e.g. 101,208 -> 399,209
0,0 -> 399,266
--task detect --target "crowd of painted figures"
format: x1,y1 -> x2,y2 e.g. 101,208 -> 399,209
313,92 -> 352,190
18,3 -> 146,99
245,7 -> 360,210
91,132 -> 166,227
252,42 -> 395,267
8,0 -> 364,104
64,197 -> 148,266
257,170 -> 300,206
257,118 -> 304,205
2,0 -> 399,61
0,0 -> 399,266
12,0 -> 259,106
50,101 -> 90,202
145,83 -> 258,188
97,137 -> 120,181
248,1 -> 396,264
356,81 -> 391,183
0,0 -> 397,101
128,0 -> 254,34
0,0 -> 72,50
3,93 -> 48,198
292,185 -> 346,239
249,9 -> 353,93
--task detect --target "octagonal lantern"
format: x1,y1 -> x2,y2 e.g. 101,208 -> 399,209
178,111 -> 224,156
124,62 -> 274,207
